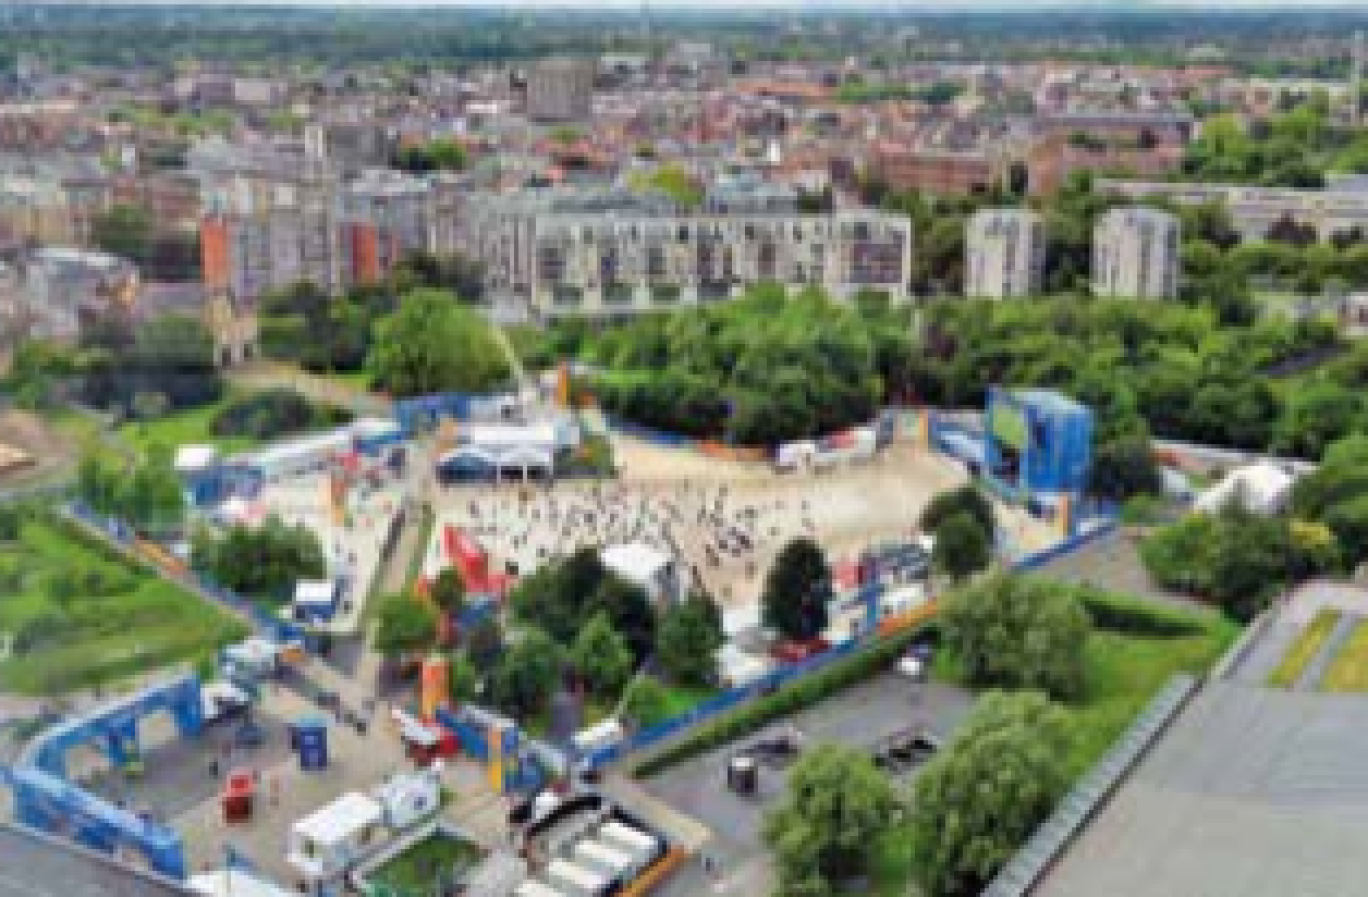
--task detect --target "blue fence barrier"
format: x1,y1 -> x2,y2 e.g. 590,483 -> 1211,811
602,416 -> 698,449
581,636 -> 861,770
1012,519 -> 1120,573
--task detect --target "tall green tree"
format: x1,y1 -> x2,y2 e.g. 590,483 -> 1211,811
920,484 -> 995,536
190,515 -> 325,600
366,289 -> 509,396
570,612 -> 633,697
655,593 -> 723,686
1090,433 -> 1163,501
764,744 -> 903,896
761,538 -> 832,642
932,511 -> 993,582
910,691 -> 1073,897
429,567 -> 466,617
373,594 -> 440,659
490,627 -> 563,718
620,676 -> 671,728
939,574 -> 1091,699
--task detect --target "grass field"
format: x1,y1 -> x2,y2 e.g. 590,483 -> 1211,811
1320,618 -> 1368,693
0,510 -> 247,695
118,395 -> 255,459
1268,608 -> 1342,688
366,831 -> 484,894
1065,602 -> 1238,779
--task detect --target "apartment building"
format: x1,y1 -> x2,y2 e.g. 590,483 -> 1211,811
1099,178 -> 1368,243
458,184 -> 912,318
966,209 -> 1046,299
1093,207 -> 1180,300
525,57 -> 596,122
199,163 -> 439,303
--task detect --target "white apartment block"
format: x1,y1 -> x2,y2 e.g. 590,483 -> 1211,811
457,186 -> 911,318
1099,177 -> 1368,243
1093,207 -> 1180,300
966,209 -> 1046,299
526,210 -> 911,318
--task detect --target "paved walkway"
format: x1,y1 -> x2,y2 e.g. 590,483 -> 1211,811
227,362 -> 392,418
601,771 -> 712,852
490,324 -> 532,394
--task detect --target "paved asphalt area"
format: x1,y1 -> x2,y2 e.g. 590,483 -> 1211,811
642,671 -> 975,876
1034,528 -> 1203,610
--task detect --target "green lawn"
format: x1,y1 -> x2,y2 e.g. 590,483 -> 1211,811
1065,605 -> 1238,778
656,681 -> 717,719
118,396 -> 256,459
1268,607 -> 1341,688
366,831 -> 485,894
1320,618 -> 1368,693
117,388 -> 353,460
0,511 -> 247,695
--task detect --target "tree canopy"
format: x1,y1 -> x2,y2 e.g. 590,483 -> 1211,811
490,627 -> 563,718
585,287 -> 912,445
939,574 -> 1092,699
510,547 -> 658,664
1141,506 -> 1340,620
570,611 -> 633,697
764,744 -> 903,896
373,594 -> 440,659
655,593 -> 724,687
920,484 -> 995,536
932,511 -> 993,582
77,450 -> 185,537
761,538 -> 833,643
367,289 -> 509,396
190,515 -> 325,601
910,691 -> 1074,897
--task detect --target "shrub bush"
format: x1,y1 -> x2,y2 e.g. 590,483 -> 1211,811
1077,589 -> 1205,638
210,388 -> 351,441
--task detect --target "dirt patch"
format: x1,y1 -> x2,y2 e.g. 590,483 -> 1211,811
0,410 -> 75,487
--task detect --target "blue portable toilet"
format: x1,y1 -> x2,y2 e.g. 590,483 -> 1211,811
292,717 -> 328,772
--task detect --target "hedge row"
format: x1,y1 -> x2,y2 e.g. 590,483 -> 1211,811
1077,589 -> 1208,639
633,624 -> 929,778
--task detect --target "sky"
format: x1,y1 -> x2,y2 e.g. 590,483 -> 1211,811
32,0 -> 1368,7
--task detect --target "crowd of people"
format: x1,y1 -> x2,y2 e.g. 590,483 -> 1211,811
437,480 -> 823,603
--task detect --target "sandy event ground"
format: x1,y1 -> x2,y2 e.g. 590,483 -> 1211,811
424,433 -> 1059,631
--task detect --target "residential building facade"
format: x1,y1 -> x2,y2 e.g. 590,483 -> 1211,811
966,208 -> 1046,299
457,185 -> 912,318
1093,207 -> 1180,299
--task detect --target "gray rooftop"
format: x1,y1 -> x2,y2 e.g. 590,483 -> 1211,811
1034,682 -> 1368,897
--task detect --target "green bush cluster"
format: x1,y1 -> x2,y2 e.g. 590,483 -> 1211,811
585,286 -> 911,446
1078,589 -> 1205,638
210,388 -> 351,441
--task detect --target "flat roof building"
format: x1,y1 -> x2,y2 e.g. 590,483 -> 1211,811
966,209 -> 1046,299
1093,207 -> 1180,300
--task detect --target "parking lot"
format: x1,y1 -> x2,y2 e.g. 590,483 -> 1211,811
640,669 -> 976,870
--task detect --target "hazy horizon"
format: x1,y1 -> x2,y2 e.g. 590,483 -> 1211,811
13,0 -> 1368,9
